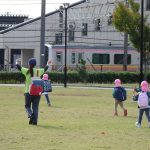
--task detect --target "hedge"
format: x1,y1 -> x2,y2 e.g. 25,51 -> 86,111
0,71 -> 143,84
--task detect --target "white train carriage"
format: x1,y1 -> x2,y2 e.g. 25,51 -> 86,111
45,44 -> 140,72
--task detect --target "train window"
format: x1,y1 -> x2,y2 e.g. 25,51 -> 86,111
92,54 -> 110,64
71,52 -> 76,64
78,53 -> 84,63
146,0 -> 150,10
56,52 -> 62,63
114,54 -> 131,64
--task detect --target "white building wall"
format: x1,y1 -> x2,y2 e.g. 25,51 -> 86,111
0,0 -> 146,50
45,13 -> 61,44
0,0 -> 149,68
3,20 -> 41,49
64,0 -> 124,47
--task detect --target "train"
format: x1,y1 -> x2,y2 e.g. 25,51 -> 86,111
45,44 -> 140,72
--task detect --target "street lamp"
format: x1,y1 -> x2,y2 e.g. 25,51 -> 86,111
140,0 -> 144,85
63,3 -> 69,88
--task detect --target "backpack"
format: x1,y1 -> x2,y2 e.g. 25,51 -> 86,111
29,70 -> 44,96
138,92 -> 149,108
43,80 -> 52,92
114,87 -> 127,101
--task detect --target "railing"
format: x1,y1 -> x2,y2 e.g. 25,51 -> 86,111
0,64 -> 18,71
0,64 -> 141,72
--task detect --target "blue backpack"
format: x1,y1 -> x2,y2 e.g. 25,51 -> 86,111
114,87 -> 127,101
43,80 -> 52,92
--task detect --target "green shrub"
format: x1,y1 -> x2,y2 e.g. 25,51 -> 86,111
0,71 -> 144,84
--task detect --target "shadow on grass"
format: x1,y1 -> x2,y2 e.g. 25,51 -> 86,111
113,115 -> 137,119
37,124 -> 65,130
126,115 -> 137,119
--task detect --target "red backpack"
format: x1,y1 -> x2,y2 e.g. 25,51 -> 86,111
29,70 -> 44,96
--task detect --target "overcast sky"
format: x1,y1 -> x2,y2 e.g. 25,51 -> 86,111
0,0 -> 79,18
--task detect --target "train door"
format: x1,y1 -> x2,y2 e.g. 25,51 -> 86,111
45,46 -> 49,65
71,52 -> 76,65
70,52 -> 84,69
0,49 -> 4,70
45,44 -> 52,70
56,52 -> 63,71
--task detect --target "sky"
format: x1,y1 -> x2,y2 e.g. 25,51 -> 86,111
0,0 -> 79,18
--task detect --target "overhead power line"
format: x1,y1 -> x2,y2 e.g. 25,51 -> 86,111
0,1 -> 70,5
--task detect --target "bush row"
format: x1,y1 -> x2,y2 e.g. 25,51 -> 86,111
0,71 -> 143,84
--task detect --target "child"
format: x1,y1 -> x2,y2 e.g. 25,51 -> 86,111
42,73 -> 52,107
135,81 -> 150,128
112,79 -> 127,116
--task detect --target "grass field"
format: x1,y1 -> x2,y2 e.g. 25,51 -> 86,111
0,85 -> 150,150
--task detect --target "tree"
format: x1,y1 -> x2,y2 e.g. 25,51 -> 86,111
112,0 -> 150,79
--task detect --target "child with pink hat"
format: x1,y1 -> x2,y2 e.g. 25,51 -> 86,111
112,79 -> 127,116
42,73 -> 52,107
135,81 -> 150,128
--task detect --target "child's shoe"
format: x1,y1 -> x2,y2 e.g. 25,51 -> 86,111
114,112 -> 118,116
32,122 -> 37,125
47,102 -> 51,107
29,114 -> 35,125
124,109 -> 127,116
135,122 -> 141,128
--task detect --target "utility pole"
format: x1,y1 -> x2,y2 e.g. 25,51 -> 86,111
63,3 -> 69,88
40,0 -> 46,67
123,0 -> 128,71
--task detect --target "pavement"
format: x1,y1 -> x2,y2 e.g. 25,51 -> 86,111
0,83 -> 133,91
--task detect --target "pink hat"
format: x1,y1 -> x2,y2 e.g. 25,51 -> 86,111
114,79 -> 121,87
141,81 -> 149,92
42,74 -> 48,80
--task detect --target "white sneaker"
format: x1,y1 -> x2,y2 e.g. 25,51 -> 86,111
135,122 -> 141,128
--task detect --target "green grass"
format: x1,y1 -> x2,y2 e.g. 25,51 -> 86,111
0,85 -> 150,150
